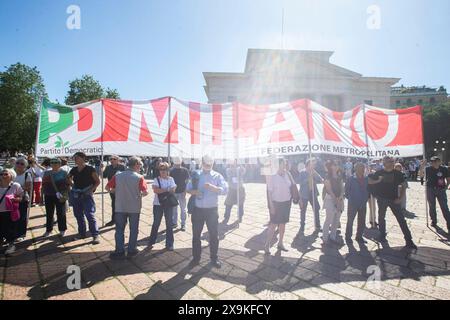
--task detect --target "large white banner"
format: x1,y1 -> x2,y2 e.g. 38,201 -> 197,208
36,98 -> 424,159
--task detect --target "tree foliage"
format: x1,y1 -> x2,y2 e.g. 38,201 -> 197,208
422,100 -> 450,158
0,63 -> 47,151
65,74 -> 120,105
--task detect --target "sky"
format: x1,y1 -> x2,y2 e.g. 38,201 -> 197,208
1,0 -> 449,104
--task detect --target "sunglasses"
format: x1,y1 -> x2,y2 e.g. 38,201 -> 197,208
1,173 -> 9,176
16,162 -> 25,166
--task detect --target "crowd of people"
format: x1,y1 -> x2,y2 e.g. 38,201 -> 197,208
0,151 -> 449,270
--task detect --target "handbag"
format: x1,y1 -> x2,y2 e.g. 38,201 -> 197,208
287,172 -> 300,205
157,177 -> 179,208
49,172 -> 69,203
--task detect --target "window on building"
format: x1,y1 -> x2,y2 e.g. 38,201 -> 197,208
396,100 -> 401,107
418,99 -> 423,105
430,97 -> 436,105
407,98 -> 413,106
227,96 -> 237,102
364,100 -> 373,106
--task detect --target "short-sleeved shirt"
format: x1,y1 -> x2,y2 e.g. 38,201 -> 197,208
0,182 -> 23,212
426,166 -> 449,189
371,169 -> 405,200
42,170 -> 69,196
14,171 -> 32,188
170,167 -> 190,193
69,165 -> 96,189
152,176 -> 176,206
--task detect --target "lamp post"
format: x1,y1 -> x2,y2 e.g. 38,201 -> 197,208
433,138 -> 448,163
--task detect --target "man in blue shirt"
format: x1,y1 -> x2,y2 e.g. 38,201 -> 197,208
186,155 -> 228,269
344,162 -> 369,244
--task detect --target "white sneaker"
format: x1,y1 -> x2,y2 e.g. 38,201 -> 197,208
43,232 -> 51,238
59,231 -> 66,237
5,244 -> 16,255
15,237 -> 25,243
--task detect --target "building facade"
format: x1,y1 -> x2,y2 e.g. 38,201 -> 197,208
203,49 -> 400,111
390,86 -> 448,108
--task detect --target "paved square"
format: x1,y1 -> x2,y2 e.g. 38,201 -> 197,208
1,181 -> 450,300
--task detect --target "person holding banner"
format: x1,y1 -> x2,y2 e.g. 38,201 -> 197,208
68,152 -> 101,244
186,155 -> 228,269
103,155 -> 126,227
223,160 -> 246,224
369,156 -> 417,249
345,162 -> 369,244
170,157 -> 190,231
322,160 -> 345,245
421,156 -> 450,233
298,158 -> 323,233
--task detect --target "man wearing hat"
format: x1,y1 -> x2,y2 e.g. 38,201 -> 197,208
369,156 -> 417,249
186,155 -> 228,268
422,156 -> 450,233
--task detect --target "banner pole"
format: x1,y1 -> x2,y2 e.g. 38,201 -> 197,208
420,105 -> 429,227
235,102 -> 240,225
362,101 -> 375,227
101,99 -> 105,227
168,96 -> 172,161
305,99 -> 317,231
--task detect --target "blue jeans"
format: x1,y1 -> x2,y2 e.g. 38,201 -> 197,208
114,212 -> 140,254
149,205 -> 174,248
172,193 -> 187,227
71,193 -> 99,237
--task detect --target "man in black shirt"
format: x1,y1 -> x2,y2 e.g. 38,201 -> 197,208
369,156 -> 417,249
170,157 -> 190,231
103,155 -> 126,227
423,156 -> 450,232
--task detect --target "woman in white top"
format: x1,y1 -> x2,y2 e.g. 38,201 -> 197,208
265,158 -> 294,255
14,158 -> 32,241
148,162 -> 177,251
0,169 -> 23,255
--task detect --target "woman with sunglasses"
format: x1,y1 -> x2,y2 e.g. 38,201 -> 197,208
41,158 -> 68,238
149,162 -> 177,251
14,158 -> 32,242
0,169 -> 23,255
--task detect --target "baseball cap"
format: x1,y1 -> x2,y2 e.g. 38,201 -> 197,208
430,156 -> 441,161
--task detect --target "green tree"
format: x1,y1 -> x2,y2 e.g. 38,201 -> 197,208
0,63 -> 47,151
65,74 -> 120,105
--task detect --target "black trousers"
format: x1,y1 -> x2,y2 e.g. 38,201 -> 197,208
377,197 -> 413,242
44,194 -> 67,232
16,201 -> 29,238
0,212 -> 17,243
191,207 -> 219,262
110,192 -> 116,222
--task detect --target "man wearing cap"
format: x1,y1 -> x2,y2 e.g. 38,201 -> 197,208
103,155 -> 126,227
369,156 -> 417,249
421,156 -> 450,233
170,157 -> 190,231
186,155 -> 228,269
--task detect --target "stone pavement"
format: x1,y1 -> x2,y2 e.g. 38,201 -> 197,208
2,181 -> 450,300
